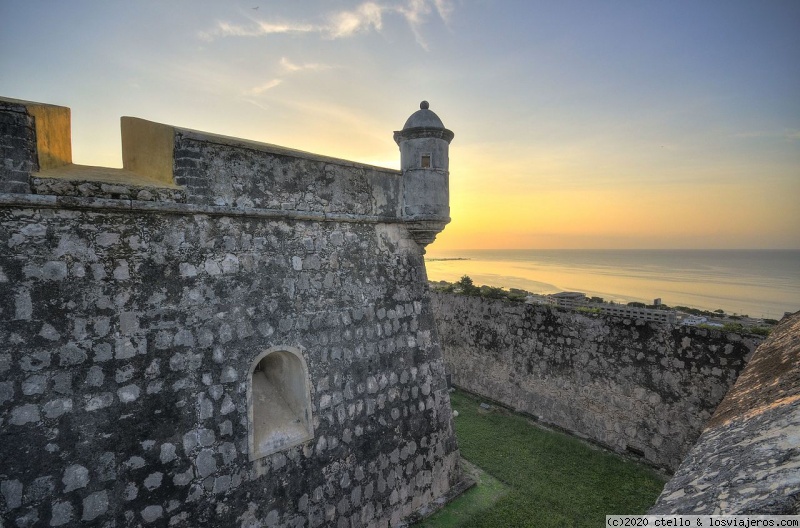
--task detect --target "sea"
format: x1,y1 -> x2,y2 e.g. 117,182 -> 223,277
424,249 -> 800,320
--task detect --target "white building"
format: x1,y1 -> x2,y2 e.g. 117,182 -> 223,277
548,292 -> 678,324
548,291 -> 587,309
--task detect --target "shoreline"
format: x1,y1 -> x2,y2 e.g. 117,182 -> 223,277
423,250 -> 799,320
428,276 -> 800,326
428,278 -> 787,332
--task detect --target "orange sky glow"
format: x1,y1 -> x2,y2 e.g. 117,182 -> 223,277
1,1 -> 798,251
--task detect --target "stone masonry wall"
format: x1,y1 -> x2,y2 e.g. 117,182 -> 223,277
171,128 -> 401,216
431,292 -> 763,471
0,99 -> 461,527
0,99 -> 35,194
650,311 -> 799,514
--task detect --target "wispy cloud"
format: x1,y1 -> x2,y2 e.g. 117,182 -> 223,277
433,0 -> 454,24
280,57 -> 330,73
245,79 -> 283,96
244,57 -> 333,97
200,20 -> 318,40
200,0 -> 454,49
329,2 -> 384,38
396,0 -> 432,49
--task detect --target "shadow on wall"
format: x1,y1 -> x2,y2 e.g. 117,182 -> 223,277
650,311 -> 800,514
248,346 -> 314,460
430,292 -> 763,472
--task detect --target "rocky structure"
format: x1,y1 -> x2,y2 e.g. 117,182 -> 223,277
431,292 -> 763,471
0,97 -> 462,527
650,311 -> 799,514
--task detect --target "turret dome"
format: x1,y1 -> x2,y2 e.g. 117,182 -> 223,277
402,101 -> 446,130
394,101 -> 454,146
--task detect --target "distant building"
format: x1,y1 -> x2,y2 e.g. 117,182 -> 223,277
549,291 -> 587,309
680,315 -> 726,328
599,304 -> 677,324
525,293 -> 550,305
681,315 -> 708,326
548,292 -> 677,324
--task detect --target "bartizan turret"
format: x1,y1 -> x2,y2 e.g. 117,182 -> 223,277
394,101 -> 454,249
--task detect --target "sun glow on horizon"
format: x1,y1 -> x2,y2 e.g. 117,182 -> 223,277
1,1 -> 797,250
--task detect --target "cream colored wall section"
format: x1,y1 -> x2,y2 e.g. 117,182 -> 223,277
26,102 -> 72,170
121,116 -> 176,186
0,96 -> 73,171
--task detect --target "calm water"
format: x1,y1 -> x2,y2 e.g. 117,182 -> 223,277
424,249 -> 800,319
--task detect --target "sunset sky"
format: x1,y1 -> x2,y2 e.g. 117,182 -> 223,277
1,1 -> 798,251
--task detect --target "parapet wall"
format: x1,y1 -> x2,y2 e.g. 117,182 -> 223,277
170,122 -> 402,216
1,98 -> 404,218
0,98 -> 460,527
650,311 -> 800,514
431,292 -> 763,471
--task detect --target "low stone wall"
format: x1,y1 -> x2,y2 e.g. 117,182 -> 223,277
431,292 -> 763,471
650,312 -> 800,514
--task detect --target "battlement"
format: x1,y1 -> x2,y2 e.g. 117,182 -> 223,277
1,96 -> 451,247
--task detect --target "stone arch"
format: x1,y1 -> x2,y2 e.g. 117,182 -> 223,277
247,346 -> 314,461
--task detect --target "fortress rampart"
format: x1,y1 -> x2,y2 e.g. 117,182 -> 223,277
0,97 -> 461,527
650,311 -> 800,514
431,292 -> 763,471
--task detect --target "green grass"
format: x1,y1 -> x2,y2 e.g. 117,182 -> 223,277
418,390 -> 667,528
415,460 -> 509,528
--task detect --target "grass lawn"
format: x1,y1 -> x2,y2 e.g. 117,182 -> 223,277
416,390 -> 667,528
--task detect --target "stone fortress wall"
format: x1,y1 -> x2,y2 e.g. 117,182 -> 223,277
650,311 -> 800,514
431,292 -> 764,471
0,97 -> 462,527
3,94 -> 795,524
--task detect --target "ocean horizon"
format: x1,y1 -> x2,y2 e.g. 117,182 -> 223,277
424,248 -> 800,320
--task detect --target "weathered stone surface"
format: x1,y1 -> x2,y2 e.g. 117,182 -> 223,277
49,500 -> 74,526
431,292 -> 762,470
62,464 -> 89,492
0,98 -> 461,527
81,490 -> 108,521
0,99 -> 35,194
141,504 -> 163,523
30,176 -> 186,202
650,312 -> 800,514
172,128 -> 402,218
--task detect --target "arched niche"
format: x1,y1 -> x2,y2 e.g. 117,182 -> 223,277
247,346 -> 314,461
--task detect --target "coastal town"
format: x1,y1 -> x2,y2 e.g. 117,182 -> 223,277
431,276 -> 778,336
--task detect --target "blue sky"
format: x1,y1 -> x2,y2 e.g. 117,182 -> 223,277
1,1 -> 798,249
